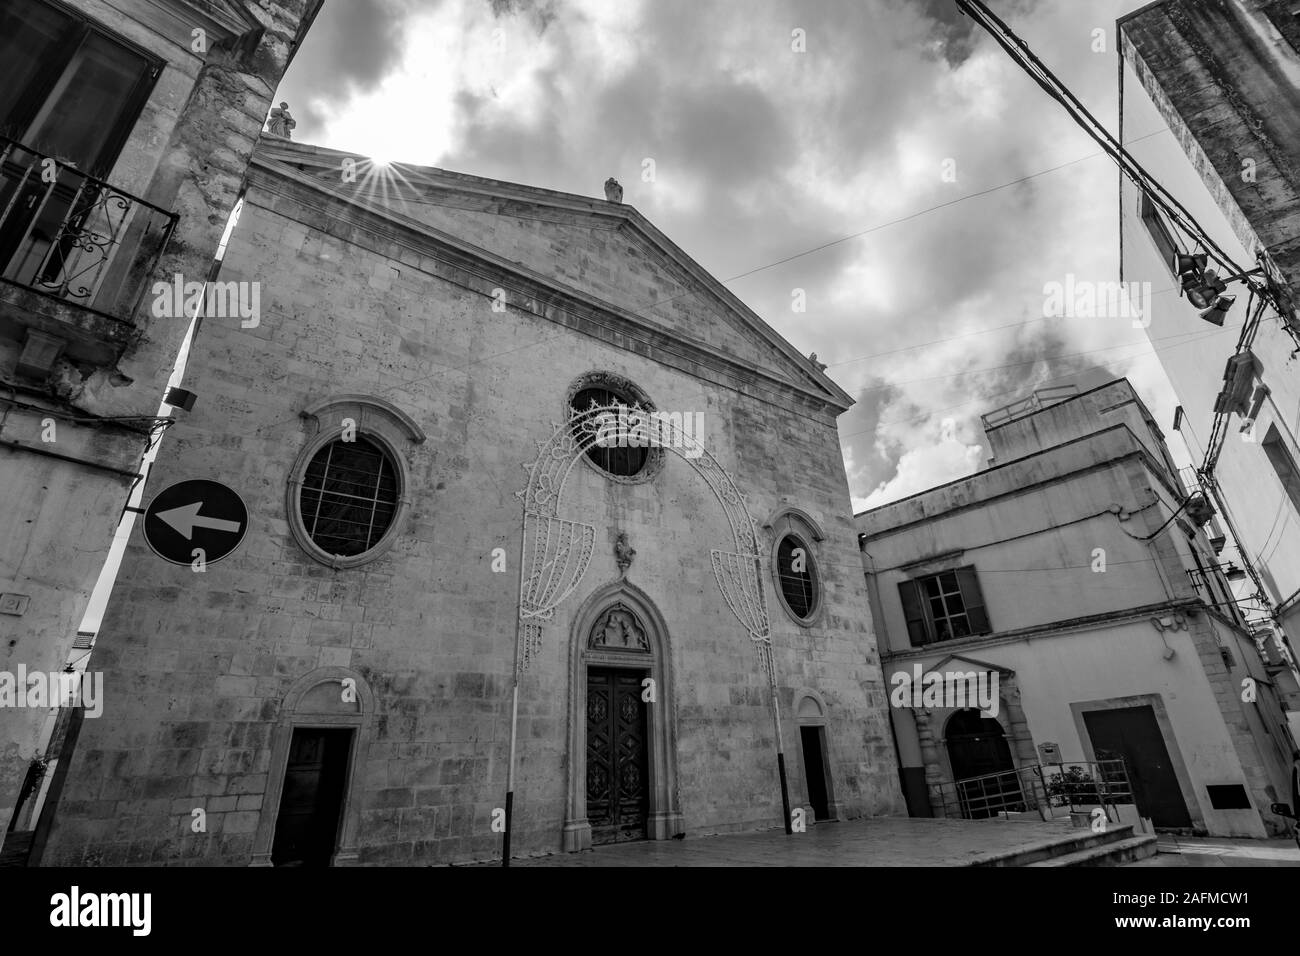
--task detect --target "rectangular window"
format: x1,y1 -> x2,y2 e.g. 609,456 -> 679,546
1263,423 -> 1300,516
1140,193 -> 1179,277
897,566 -> 991,647
0,0 -> 160,176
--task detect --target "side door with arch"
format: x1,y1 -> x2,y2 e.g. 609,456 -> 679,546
945,709 -> 1023,818
794,692 -> 836,822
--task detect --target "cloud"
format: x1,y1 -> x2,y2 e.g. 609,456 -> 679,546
282,0 -> 429,134
271,0 -> 1186,510
858,419 -> 985,511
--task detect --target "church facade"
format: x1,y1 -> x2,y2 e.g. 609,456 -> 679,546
43,140 -> 902,865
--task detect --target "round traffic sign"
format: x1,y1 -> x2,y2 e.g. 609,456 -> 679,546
143,479 -> 249,566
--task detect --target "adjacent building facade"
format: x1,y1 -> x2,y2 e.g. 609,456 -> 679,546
40,139 -> 904,866
0,0 -> 322,840
1118,0 -> 1300,720
859,380 -> 1297,838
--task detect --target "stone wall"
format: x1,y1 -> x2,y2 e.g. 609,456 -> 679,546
42,154 -> 903,865
0,0 -> 321,838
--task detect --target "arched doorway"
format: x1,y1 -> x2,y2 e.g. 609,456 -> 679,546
564,583 -> 681,851
251,667 -> 373,867
793,689 -> 836,822
944,709 -> 1022,819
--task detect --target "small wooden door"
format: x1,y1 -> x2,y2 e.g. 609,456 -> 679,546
1084,706 -> 1192,828
800,725 -> 831,821
586,669 -> 649,844
271,728 -> 352,867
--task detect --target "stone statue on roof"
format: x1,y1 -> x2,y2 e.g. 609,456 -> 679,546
267,102 -> 296,139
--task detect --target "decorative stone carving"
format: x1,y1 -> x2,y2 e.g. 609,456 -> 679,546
590,604 -> 649,651
615,532 -> 636,576
604,177 -> 623,202
913,709 -> 949,819
1150,613 -> 1187,633
565,370 -> 654,415
267,102 -> 296,138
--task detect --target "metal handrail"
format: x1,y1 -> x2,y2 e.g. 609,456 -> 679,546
980,384 -> 1080,430
0,134 -> 177,320
932,759 -> 1138,822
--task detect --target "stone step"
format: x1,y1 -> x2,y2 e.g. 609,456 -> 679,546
974,823 -> 1140,866
0,831 -> 35,868
1027,834 -> 1159,867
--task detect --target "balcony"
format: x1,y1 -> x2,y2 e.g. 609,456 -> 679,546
0,135 -> 177,374
979,384 -> 1081,430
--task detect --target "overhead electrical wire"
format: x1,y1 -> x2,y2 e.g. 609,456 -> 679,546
955,0 -> 1293,629
956,0 -> 1253,284
262,121 -> 1176,422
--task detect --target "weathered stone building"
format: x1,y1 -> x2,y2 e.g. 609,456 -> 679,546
1118,0 -> 1300,735
42,139 -> 903,865
0,0 -> 321,842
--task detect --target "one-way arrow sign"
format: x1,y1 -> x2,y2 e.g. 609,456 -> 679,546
156,502 -> 243,539
143,479 -> 248,566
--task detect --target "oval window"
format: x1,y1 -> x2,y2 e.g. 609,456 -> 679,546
776,534 -> 818,620
298,435 -> 399,557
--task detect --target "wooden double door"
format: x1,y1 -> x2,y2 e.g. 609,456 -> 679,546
586,668 -> 649,844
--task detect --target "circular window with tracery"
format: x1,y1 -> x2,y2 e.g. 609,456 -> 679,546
566,373 -> 663,483
776,533 -> 819,622
298,436 -> 399,558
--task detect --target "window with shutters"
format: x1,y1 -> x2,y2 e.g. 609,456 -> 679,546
897,566 -> 991,646
1263,424 -> 1300,517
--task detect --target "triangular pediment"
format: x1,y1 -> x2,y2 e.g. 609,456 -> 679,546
930,653 -> 1014,677
251,140 -> 849,409
167,0 -> 263,38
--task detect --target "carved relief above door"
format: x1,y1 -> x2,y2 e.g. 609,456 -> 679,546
589,604 -> 650,652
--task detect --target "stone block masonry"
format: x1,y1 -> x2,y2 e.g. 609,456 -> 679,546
43,148 -> 903,865
0,0 -> 323,838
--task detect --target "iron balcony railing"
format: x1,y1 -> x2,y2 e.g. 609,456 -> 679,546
0,135 -> 177,320
932,759 -> 1137,822
979,384 -> 1080,430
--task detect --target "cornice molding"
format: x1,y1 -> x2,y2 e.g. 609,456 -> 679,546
241,160 -> 847,422
858,424 -> 1185,535
880,597 -> 1210,662
247,145 -> 849,408
129,0 -> 262,46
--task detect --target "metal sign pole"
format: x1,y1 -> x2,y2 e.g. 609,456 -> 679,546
502,676 -> 519,867
763,646 -> 792,833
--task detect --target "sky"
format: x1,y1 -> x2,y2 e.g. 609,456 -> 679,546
269,0 -> 1193,512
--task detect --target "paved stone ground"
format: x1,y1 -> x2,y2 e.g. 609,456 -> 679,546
472,818 -> 1094,867
1124,834 -> 1300,867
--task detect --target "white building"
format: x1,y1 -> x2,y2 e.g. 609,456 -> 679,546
1118,0 -> 1300,734
858,380 -> 1297,838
